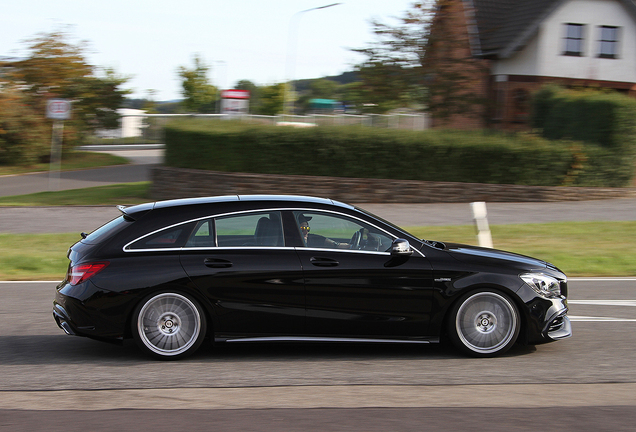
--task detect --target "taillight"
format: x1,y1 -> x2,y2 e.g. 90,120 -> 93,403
67,261 -> 110,285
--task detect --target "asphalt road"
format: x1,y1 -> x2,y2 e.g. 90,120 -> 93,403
1,279 -> 636,430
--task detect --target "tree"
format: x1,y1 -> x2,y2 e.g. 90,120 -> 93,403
254,83 -> 286,116
235,79 -> 260,114
353,2 -> 432,113
177,55 -> 218,113
354,1 -> 487,120
0,86 -> 49,165
4,29 -> 130,150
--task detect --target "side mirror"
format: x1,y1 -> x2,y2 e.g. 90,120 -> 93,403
391,239 -> 412,256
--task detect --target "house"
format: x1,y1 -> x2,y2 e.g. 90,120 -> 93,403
428,0 -> 636,129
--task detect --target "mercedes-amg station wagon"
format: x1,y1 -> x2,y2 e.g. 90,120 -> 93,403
54,195 -> 571,359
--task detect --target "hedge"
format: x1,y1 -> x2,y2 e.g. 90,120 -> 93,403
531,85 -> 636,151
164,119 -> 634,187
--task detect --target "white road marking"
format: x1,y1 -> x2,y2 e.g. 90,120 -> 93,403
570,316 -> 636,322
569,300 -> 636,307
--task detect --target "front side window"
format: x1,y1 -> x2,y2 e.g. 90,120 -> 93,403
598,26 -> 619,58
563,23 -> 585,56
293,211 -> 393,252
215,211 -> 283,247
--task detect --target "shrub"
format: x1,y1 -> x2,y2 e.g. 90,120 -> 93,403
164,119 -> 633,187
0,89 -> 49,166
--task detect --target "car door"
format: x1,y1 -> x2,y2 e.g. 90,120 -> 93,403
291,210 -> 434,339
179,211 -> 305,337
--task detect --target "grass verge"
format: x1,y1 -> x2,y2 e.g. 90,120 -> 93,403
0,152 -> 129,176
0,221 -> 633,281
408,222 -> 636,277
0,182 -> 151,206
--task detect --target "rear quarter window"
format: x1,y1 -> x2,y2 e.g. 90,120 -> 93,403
126,222 -> 197,250
82,216 -> 133,245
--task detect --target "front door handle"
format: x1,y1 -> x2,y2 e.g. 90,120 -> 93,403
204,258 -> 233,268
310,257 -> 339,267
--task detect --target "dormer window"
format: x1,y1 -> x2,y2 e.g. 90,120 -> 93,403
563,23 -> 585,56
598,26 -> 619,58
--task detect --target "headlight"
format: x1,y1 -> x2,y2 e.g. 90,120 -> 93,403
520,273 -> 562,298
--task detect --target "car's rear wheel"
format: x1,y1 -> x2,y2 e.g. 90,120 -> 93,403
132,292 -> 206,360
448,290 -> 520,357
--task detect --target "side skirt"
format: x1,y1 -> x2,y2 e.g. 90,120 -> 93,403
215,336 -> 439,344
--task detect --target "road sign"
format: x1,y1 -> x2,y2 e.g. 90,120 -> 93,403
46,99 -> 72,120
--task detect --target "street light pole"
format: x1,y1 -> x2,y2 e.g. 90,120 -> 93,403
284,3 -> 342,118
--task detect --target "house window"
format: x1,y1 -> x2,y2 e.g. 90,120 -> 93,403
598,26 -> 619,58
563,23 -> 585,56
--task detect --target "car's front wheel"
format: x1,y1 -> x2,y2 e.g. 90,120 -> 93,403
132,291 -> 206,360
448,290 -> 520,357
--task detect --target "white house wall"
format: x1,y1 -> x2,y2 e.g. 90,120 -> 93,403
493,0 -> 636,83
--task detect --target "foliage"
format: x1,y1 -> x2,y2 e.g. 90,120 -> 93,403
235,80 -> 260,114
8,30 -> 130,136
531,85 -> 636,150
2,29 -> 130,158
0,87 -> 49,165
253,83 -> 286,116
353,1 -> 487,119
163,119 -> 632,187
529,86 -> 636,185
176,54 -> 218,113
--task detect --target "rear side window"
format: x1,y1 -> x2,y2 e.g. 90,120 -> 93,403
216,211 -> 283,247
82,216 -> 133,245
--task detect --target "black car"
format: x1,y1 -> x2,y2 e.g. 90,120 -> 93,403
53,195 -> 571,359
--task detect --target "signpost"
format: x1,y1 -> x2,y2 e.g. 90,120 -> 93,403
46,99 -> 71,191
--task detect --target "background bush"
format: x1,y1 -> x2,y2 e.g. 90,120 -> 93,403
0,89 -> 49,166
164,119 -> 633,187
531,85 -> 636,152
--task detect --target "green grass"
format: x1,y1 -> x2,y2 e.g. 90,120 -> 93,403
0,182 -> 151,206
0,151 -> 129,176
0,221 -> 633,280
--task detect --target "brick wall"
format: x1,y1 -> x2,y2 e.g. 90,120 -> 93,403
151,166 -> 636,203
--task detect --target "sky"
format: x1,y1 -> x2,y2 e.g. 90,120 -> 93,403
2,0 -> 416,101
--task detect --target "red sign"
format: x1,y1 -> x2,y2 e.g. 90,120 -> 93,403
221,90 -> 250,99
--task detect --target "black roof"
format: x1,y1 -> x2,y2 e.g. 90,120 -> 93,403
467,0 -> 636,58
121,195 -> 354,219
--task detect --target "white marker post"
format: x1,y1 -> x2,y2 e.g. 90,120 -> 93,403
471,201 -> 493,248
46,99 -> 71,191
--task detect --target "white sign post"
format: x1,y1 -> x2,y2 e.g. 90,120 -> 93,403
46,99 -> 71,191
471,201 -> 493,248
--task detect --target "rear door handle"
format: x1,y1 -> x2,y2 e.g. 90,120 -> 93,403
204,258 -> 233,268
310,257 -> 339,267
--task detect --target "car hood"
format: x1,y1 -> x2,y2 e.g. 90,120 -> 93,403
441,242 -> 548,270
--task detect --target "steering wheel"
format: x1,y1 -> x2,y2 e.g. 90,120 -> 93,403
349,229 -> 362,250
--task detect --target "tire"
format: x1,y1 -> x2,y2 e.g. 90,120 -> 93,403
132,291 -> 206,360
448,290 -> 520,357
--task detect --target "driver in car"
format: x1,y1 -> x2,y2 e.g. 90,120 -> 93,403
298,215 -> 350,249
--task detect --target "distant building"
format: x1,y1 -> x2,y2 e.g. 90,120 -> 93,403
96,109 -> 146,139
427,0 -> 636,129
